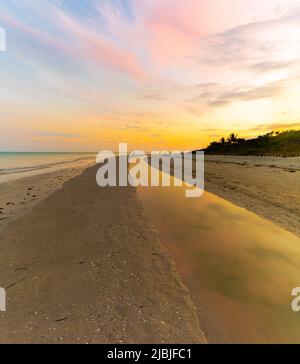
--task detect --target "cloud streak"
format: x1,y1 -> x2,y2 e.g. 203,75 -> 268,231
38,131 -> 83,138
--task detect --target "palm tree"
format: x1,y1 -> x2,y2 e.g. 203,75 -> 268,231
220,137 -> 225,144
227,133 -> 238,144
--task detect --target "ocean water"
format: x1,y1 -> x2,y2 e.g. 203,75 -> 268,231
0,152 -> 95,176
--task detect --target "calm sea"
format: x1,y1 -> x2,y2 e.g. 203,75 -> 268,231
0,152 -> 95,175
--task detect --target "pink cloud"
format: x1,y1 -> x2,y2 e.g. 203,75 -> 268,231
54,9 -> 144,80
131,0 -> 234,68
0,9 -> 144,81
0,12 -> 73,55
131,0 -> 298,68
143,0 -> 295,36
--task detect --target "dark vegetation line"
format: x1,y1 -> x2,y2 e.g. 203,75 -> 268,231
200,129 -> 300,157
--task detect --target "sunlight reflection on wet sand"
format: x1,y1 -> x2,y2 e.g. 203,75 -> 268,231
137,174 -> 300,343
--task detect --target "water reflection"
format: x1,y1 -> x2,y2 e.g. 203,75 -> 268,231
137,176 -> 300,343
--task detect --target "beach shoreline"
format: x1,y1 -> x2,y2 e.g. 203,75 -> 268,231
0,164 -> 206,344
1,154 -> 299,343
0,158 -> 95,233
204,155 -> 300,238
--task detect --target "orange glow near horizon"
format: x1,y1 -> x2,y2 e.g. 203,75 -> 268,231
0,0 -> 300,151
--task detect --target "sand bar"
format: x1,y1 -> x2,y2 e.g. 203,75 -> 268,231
0,165 -> 206,344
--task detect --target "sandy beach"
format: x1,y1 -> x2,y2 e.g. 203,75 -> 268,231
204,155 -> 300,238
0,158 -> 94,233
0,154 -> 299,343
0,164 -> 206,344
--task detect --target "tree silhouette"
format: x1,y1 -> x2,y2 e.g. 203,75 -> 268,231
227,133 -> 238,144
220,137 -> 225,144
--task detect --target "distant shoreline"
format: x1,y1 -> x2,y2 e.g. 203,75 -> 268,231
201,130 -> 300,157
0,154 -> 95,184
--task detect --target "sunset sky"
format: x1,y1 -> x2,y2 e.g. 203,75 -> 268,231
1,0 -> 300,152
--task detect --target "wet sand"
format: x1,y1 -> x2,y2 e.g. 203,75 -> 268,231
138,184 -> 300,344
0,164 -> 206,344
205,155 -> 300,237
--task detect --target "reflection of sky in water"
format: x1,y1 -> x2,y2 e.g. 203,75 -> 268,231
138,179 -> 300,343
